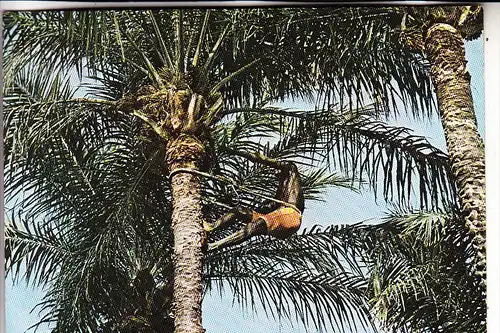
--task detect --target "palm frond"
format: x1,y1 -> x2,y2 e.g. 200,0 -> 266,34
204,224 -> 375,333
357,206 -> 484,333
5,216 -> 71,287
4,8 -> 435,118
220,106 -> 455,208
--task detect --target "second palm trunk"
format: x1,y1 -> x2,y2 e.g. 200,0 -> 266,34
425,22 -> 486,291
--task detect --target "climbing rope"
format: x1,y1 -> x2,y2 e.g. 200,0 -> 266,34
205,197 -> 233,210
168,167 -> 300,211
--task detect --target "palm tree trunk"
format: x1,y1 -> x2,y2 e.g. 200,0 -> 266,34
425,23 -> 486,290
166,134 -> 206,333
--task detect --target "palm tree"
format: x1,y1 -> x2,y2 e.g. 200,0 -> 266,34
386,5 -> 486,291
4,66 -> 455,331
3,7 -> 464,332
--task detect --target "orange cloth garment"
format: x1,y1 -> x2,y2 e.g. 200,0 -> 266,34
252,206 -> 302,239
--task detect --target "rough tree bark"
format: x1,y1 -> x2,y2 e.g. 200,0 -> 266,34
166,134 -> 206,333
425,23 -> 486,290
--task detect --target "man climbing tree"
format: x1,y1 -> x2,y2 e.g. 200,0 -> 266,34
205,161 -> 304,251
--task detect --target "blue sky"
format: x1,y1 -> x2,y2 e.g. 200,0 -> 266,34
5,36 -> 484,333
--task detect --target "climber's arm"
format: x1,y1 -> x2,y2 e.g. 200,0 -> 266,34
203,206 -> 253,232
